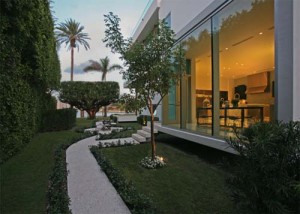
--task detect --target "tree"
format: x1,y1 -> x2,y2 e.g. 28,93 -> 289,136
84,56 -> 122,81
84,56 -> 122,117
59,81 -> 119,119
103,12 -> 185,161
119,93 -> 145,114
56,19 -> 90,81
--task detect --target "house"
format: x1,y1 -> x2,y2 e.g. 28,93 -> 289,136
133,0 -> 300,153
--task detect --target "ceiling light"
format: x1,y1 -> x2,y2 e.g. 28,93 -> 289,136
225,48 -> 229,50
259,32 -> 263,35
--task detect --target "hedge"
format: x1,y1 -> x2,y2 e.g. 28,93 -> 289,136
0,0 -> 60,163
90,147 -> 156,214
41,109 -> 77,132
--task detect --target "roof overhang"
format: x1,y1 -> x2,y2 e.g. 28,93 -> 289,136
132,0 -> 160,43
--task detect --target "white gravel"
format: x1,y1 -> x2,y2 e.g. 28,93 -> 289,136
66,136 -> 131,214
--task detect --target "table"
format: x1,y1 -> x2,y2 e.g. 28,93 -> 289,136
197,106 -> 264,128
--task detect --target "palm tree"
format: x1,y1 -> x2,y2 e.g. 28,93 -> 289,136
84,56 -> 122,116
56,19 -> 90,81
84,56 -> 122,81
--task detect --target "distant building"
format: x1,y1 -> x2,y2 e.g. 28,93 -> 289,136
56,100 -> 69,109
133,0 -> 300,153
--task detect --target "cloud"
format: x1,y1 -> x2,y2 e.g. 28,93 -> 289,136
63,61 -> 90,74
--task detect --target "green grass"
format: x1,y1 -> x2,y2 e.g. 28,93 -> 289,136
0,119 -> 94,214
74,117 -> 96,129
100,140 -> 236,214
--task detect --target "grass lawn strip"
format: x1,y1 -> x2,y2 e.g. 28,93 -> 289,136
97,142 -> 236,214
0,119 -> 94,214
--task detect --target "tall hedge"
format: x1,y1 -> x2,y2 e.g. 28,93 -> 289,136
0,0 -> 61,163
41,109 -> 77,132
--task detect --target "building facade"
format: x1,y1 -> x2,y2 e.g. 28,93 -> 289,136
133,0 -> 300,153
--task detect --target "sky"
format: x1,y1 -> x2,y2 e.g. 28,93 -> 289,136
51,0 -> 150,94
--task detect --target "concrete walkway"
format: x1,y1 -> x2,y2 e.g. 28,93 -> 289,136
66,136 -> 131,214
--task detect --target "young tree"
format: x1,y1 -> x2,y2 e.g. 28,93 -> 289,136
56,19 -> 90,81
103,12 -> 185,160
59,81 -> 119,119
119,93 -> 145,114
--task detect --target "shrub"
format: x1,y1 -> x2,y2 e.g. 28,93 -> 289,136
137,115 -> 159,126
140,156 -> 166,169
227,121 -> 300,214
110,114 -> 118,123
41,109 -> 77,132
90,147 -> 156,213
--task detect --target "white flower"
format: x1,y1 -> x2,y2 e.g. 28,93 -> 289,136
140,156 -> 166,169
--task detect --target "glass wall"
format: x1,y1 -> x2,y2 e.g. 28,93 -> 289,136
162,0 -> 275,138
181,20 -> 212,135
214,0 -> 275,137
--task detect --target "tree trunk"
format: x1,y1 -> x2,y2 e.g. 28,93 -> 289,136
135,92 -> 138,116
87,109 -> 96,119
104,106 -> 107,117
149,99 -> 156,160
71,47 -> 74,81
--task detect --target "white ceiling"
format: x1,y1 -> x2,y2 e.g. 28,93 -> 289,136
184,0 -> 274,79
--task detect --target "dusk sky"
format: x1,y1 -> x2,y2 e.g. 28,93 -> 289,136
52,0 -> 150,93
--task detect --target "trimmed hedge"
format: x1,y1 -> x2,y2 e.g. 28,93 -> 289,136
90,147 -> 156,214
59,81 -> 119,119
41,109 -> 77,132
0,0 -> 60,163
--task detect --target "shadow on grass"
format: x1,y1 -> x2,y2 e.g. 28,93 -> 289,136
156,133 -> 239,169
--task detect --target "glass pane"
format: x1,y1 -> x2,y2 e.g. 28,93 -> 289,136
181,20 -> 212,135
214,0 -> 275,137
168,84 -> 176,120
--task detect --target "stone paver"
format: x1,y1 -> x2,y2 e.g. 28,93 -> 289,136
66,136 -> 131,214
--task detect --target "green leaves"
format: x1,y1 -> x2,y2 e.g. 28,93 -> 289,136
227,121 -> 300,214
0,0 -> 60,162
59,81 -> 120,119
55,18 -> 90,51
84,56 -> 122,81
103,12 -> 127,55
103,12 -> 185,111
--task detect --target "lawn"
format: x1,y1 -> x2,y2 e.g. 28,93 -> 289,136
0,119 -> 94,214
99,136 -> 237,214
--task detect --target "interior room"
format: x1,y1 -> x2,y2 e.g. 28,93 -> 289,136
171,0 -> 275,137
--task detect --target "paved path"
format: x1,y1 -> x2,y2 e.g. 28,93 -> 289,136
66,136 -> 131,214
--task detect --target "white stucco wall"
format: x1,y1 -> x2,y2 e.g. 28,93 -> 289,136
294,0 -> 300,121
159,0 -> 214,34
